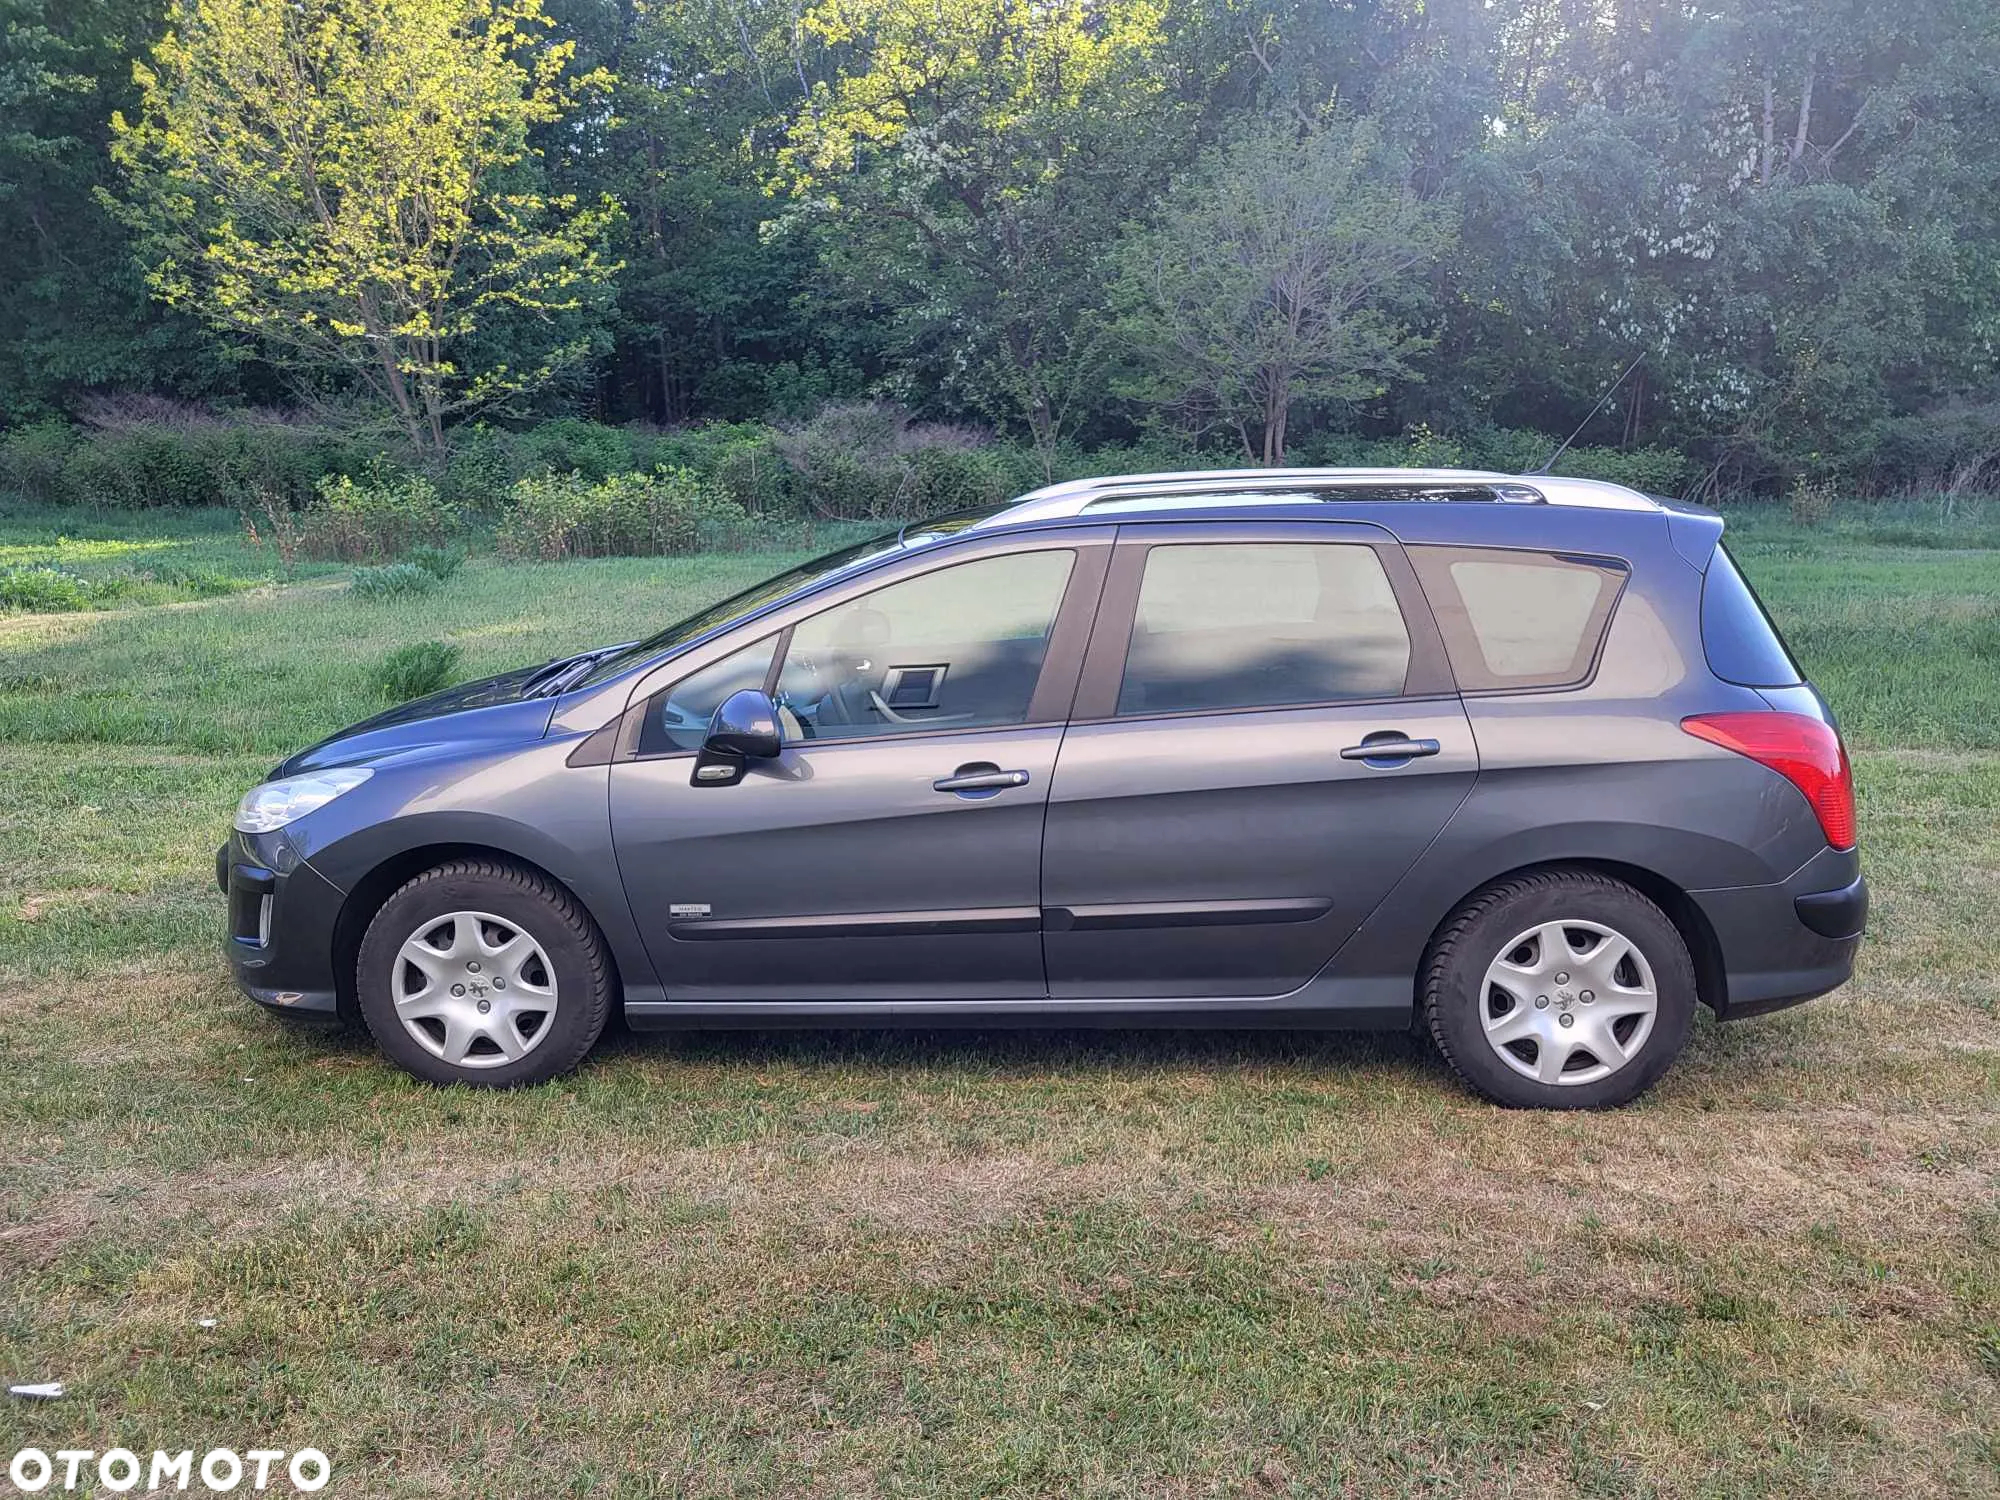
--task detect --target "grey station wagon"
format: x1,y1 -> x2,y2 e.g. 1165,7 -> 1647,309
219,468 -> 1865,1107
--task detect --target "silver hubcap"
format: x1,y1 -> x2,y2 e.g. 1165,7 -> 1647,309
392,911 -> 558,1069
1479,919 -> 1658,1086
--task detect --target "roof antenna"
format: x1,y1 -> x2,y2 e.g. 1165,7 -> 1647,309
1531,352 -> 1646,475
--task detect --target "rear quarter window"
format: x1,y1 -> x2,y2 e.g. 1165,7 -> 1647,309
1700,545 -> 1803,686
1409,545 -> 1628,691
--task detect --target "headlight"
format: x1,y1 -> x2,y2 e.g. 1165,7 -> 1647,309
234,767 -> 373,834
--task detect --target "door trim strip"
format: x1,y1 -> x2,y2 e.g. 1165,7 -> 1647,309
1041,897 -> 1333,932
667,906 -> 1044,941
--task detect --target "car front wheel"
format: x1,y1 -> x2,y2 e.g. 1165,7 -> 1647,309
1422,869 -> 1696,1109
356,859 -> 613,1087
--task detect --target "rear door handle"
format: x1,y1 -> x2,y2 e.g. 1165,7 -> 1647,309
1339,735 -> 1441,763
933,766 -> 1031,795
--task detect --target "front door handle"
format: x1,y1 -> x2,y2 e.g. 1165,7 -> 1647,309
1339,735 -> 1442,764
933,764 -> 1031,795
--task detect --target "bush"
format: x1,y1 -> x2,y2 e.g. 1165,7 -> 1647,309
495,468 -> 745,561
372,640 -> 463,699
0,421 -> 81,504
405,545 -> 465,582
766,401 -> 1044,520
1552,445 -> 1688,495
0,565 -> 93,612
300,473 -> 459,562
1788,475 -> 1837,528
350,562 -> 442,599
46,410 -> 386,510
513,417 -> 638,484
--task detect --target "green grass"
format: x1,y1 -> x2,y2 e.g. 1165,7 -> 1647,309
0,504 -> 334,611
1,505 -> 1996,1497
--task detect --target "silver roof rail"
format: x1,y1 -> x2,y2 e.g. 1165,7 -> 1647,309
991,467 -> 1660,524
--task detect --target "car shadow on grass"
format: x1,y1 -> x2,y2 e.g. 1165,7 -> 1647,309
591,1019 -> 1442,1080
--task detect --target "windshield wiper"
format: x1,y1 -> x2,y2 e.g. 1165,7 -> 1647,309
525,642 -> 636,698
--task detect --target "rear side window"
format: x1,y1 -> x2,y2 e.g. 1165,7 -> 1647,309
1410,545 -> 1627,691
1701,545 -> 1802,687
1116,542 -> 1412,715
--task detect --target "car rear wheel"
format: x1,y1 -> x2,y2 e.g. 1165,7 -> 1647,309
1422,870 -> 1696,1109
357,860 -> 613,1087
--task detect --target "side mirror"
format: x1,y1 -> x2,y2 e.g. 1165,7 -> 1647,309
692,689 -> 782,786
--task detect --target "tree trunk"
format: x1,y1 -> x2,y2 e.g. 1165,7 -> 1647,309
1262,374 -> 1289,465
1761,73 -> 1775,185
1791,63 -> 1816,164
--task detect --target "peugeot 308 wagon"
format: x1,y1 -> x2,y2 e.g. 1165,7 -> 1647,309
219,468 -> 1865,1107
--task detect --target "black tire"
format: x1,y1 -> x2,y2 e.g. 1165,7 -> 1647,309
356,859 -> 614,1087
1421,869 -> 1696,1109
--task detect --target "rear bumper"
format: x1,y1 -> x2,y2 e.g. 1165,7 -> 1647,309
219,835 -> 345,1019
1691,848 -> 1866,1020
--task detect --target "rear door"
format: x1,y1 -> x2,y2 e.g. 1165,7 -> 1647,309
1040,521 -> 1478,999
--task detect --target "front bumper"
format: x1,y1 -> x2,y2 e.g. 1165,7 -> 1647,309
219,833 -> 345,1019
1691,846 -> 1867,1020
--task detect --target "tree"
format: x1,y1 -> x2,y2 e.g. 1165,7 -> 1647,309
0,0 -> 235,419
109,0 -> 620,455
1118,116 -> 1451,464
778,0 -> 1189,469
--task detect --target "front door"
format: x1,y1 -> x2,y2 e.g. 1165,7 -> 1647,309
610,536 -> 1106,1002
1041,524 -> 1478,999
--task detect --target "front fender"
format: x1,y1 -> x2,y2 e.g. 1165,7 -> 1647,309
293,734 -> 661,1004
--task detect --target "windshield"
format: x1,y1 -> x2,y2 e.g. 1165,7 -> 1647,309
573,505 -> 1011,689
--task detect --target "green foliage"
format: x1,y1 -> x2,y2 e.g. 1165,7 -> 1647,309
780,0 -> 1187,459
10,0 -> 2000,492
0,564 -> 93,612
371,639 -> 463,699
349,562 -> 442,599
1551,447 -> 1690,495
1790,476 -> 1839,529
109,0 -> 620,455
769,402 -> 1030,520
0,420 -> 81,503
1115,117 -> 1451,463
301,473 -> 459,562
405,545 -> 465,582
495,468 -> 746,560
0,413 -> 384,509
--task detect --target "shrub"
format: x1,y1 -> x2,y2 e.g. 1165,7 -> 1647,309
350,562 -> 442,599
372,640 -> 463,699
514,417 -> 637,483
405,545 -> 465,582
495,468 -> 745,561
1788,474 -> 1837,528
0,421 -> 81,504
56,418 -> 381,510
0,565 -> 93,612
300,473 -> 459,562
1553,445 -> 1688,495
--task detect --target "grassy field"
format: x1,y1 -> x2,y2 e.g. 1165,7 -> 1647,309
1,504 -> 1996,1497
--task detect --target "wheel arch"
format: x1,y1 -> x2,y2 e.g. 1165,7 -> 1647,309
1420,857 -> 1727,1016
331,843 -> 625,1024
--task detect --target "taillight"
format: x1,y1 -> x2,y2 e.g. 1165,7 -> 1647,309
1682,711 -> 1856,850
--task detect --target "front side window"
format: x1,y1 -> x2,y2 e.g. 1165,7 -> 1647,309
1409,545 -> 1627,691
1116,542 -> 1413,715
638,636 -> 778,755
776,549 -> 1075,738
638,549 -> 1077,753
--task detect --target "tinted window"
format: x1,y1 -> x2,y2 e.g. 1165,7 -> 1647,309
1410,546 -> 1626,690
774,549 -> 1075,738
1701,545 -> 1802,686
1116,543 -> 1412,715
639,636 -> 778,755
577,505 -> 1010,689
